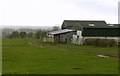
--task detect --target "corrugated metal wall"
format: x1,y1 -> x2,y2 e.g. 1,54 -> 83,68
82,28 -> 120,37
53,31 -> 76,44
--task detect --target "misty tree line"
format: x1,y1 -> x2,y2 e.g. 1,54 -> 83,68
8,31 -> 33,39
4,26 -> 60,39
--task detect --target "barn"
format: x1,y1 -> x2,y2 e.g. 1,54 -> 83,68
62,20 -> 120,44
48,20 -> 120,45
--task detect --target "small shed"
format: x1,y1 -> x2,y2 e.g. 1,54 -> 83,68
48,29 -> 76,43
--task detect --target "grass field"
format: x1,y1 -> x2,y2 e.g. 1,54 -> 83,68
0,38 -> 2,74
2,39 -> 118,74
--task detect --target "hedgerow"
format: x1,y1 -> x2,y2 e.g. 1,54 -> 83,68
84,38 -> 117,47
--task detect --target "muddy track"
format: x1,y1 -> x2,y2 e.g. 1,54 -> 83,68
28,42 -> 44,48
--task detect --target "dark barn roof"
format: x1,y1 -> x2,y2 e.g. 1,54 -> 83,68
107,24 -> 120,28
62,20 -> 120,29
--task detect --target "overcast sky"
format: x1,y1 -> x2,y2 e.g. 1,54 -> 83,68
0,0 -> 119,27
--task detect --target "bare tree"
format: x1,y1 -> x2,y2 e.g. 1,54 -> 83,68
52,25 -> 60,31
72,23 -> 83,31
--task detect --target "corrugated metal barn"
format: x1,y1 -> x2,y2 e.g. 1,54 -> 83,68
62,20 -> 120,37
48,20 -> 120,44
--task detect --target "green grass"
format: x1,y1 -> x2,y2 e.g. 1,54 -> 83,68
2,39 -> 118,74
0,39 -> 1,74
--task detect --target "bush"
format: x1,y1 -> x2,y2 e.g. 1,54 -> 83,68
84,38 -> 93,45
108,39 -> 117,47
84,38 -> 117,47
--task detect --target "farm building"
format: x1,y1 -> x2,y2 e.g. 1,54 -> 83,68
48,29 -> 76,43
48,20 -> 120,45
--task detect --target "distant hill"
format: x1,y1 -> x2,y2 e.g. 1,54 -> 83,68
1,26 -> 53,30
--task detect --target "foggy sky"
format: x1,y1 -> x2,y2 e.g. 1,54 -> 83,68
0,0 -> 119,27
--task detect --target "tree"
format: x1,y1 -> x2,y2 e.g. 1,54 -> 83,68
27,32 -> 33,39
10,31 -> 19,38
52,26 -> 60,31
2,28 -> 15,38
20,31 -> 27,39
35,30 -> 41,39
72,23 -> 83,31
35,30 -> 47,39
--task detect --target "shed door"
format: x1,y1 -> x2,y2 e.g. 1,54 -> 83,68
54,35 -> 60,43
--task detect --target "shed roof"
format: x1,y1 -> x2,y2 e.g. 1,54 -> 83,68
49,29 -> 75,35
62,20 -> 120,28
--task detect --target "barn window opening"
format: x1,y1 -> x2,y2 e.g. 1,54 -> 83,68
89,23 -> 95,27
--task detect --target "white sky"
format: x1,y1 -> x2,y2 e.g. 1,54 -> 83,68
0,0 -> 119,26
